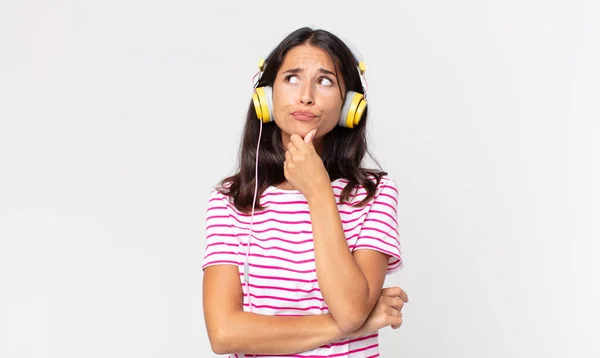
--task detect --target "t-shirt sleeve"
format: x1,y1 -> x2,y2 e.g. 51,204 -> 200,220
201,189 -> 240,270
353,177 -> 403,273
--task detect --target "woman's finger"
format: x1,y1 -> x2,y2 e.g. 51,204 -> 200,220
289,133 -> 307,151
385,305 -> 401,317
287,139 -> 298,151
392,297 -> 405,311
287,144 -> 298,161
388,314 -> 403,329
383,296 -> 404,311
382,287 -> 409,303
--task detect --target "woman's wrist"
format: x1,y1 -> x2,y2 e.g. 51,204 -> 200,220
306,184 -> 335,205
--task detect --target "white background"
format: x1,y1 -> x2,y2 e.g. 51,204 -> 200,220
1,0 -> 598,357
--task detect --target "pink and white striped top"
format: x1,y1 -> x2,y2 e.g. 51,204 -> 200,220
202,175 -> 403,357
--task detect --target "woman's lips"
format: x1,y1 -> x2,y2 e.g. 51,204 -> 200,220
291,111 -> 317,121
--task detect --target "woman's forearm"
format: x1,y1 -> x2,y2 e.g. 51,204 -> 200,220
307,189 -> 370,333
212,311 -> 347,355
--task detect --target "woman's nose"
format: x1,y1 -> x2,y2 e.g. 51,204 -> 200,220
299,82 -> 314,105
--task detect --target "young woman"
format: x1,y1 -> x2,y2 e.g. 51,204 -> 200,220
202,27 -> 409,357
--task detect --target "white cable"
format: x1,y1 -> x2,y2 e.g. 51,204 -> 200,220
244,118 -> 263,314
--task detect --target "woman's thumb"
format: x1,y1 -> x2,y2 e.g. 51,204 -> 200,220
304,129 -> 317,145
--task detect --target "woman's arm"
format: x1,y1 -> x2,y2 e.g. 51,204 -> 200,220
203,265 -> 408,355
282,133 -> 399,334
307,189 -> 390,333
203,265 -> 346,355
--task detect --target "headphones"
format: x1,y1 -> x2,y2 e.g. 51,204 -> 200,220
251,38 -> 368,129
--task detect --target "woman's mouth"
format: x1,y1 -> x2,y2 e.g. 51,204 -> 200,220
291,111 -> 317,121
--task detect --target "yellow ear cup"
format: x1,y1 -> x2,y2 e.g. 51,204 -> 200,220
354,97 -> 367,126
253,87 -> 272,123
252,92 -> 263,121
345,92 -> 366,129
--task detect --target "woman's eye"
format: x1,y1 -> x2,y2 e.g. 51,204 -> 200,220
319,77 -> 333,86
285,75 -> 299,83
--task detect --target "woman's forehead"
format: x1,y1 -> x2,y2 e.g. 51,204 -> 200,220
280,45 -> 336,72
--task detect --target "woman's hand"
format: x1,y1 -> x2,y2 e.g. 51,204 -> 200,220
350,286 -> 409,337
284,129 -> 331,200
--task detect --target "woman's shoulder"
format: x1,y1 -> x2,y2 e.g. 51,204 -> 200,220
374,173 -> 398,191
206,180 -> 234,205
338,172 -> 397,191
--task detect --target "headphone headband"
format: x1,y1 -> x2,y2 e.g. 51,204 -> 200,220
339,36 -> 366,76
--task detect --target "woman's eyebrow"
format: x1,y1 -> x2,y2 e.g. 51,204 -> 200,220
282,67 -> 336,76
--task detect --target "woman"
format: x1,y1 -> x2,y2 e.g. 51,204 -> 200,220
202,27 -> 408,357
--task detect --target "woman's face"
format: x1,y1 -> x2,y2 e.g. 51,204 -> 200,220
271,44 -> 345,150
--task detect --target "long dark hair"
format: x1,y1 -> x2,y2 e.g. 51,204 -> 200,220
218,27 -> 387,213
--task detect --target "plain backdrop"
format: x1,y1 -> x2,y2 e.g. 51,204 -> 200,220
1,0 -> 598,357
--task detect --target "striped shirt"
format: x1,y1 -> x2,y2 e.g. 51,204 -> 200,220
202,175 -> 403,357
